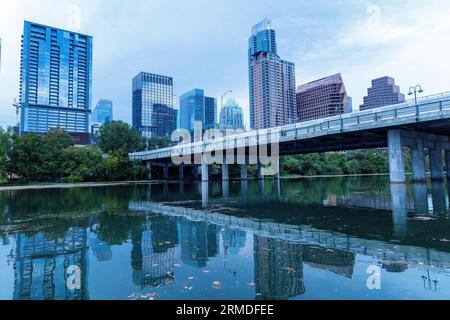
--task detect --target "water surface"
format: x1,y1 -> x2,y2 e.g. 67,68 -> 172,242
0,177 -> 449,300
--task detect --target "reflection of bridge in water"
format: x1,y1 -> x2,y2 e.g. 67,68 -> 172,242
129,198 -> 450,275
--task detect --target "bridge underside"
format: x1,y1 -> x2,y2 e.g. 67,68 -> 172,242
280,118 -> 450,155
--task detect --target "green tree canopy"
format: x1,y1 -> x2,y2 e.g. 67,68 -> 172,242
96,121 -> 143,153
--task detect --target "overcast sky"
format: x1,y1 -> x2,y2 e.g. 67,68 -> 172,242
1,0 -> 450,129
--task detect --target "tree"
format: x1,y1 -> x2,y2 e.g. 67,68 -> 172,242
0,128 -> 12,184
147,136 -> 172,151
97,121 -> 143,153
60,146 -> 104,183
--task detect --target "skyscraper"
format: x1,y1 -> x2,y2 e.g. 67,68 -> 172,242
219,99 -> 245,132
132,72 -> 177,138
19,21 -> 93,144
179,88 -> 217,132
92,99 -> 113,124
296,73 -> 350,122
248,19 -> 297,130
360,76 -> 405,111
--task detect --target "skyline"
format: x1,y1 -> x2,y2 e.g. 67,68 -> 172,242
1,0 -> 450,130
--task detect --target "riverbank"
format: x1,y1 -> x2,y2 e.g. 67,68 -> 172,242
0,173 -> 396,191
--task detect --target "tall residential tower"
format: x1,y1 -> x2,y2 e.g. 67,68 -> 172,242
248,19 -> 297,130
19,21 -> 93,144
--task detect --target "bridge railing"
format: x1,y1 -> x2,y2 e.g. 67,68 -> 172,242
130,92 -> 450,161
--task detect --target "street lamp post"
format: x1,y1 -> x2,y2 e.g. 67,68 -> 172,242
409,85 -> 424,120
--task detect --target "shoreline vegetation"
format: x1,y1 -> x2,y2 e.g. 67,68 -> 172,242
1,121 -> 414,188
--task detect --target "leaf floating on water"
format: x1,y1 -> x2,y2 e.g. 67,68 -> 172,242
212,281 -> 222,289
248,282 -> 256,286
174,264 -> 181,268
188,276 -> 195,280
202,270 -> 210,273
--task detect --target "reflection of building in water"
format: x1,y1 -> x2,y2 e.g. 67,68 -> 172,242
222,228 -> 247,256
131,217 -> 178,288
180,221 -> 219,267
13,227 -> 88,300
254,236 -> 305,300
302,245 -> 355,278
89,235 -> 112,262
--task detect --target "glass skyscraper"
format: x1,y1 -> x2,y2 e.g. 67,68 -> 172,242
92,99 -> 113,124
248,19 -> 297,130
19,21 -> 93,144
179,89 -> 217,132
132,72 -> 177,138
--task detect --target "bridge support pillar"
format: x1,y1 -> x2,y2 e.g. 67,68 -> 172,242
163,163 -> 169,180
179,164 -> 184,180
240,165 -> 248,181
257,162 -> 264,180
446,151 -> 450,179
430,146 -> 444,181
222,161 -> 229,182
388,129 -> 406,183
274,158 -> 280,179
146,161 -> 152,180
411,139 -> 427,182
201,155 -> 209,182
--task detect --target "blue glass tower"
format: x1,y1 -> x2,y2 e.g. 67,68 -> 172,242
179,89 -> 217,132
93,99 -> 113,124
132,72 -> 177,138
19,21 -> 93,144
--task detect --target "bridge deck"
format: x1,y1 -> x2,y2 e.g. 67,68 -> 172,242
130,92 -> 450,161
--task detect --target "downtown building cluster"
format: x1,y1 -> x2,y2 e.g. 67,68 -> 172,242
16,19 -> 407,144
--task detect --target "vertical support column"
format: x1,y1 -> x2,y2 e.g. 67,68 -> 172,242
163,163 -> 169,180
179,164 -> 184,180
446,151 -> 450,179
257,162 -> 264,180
387,130 -> 406,183
411,139 -> 426,182
201,181 -> 209,208
273,157 -> 280,179
201,155 -> 209,182
431,182 -> 446,214
429,146 -> 444,181
146,161 -> 152,180
240,165 -> 248,181
222,159 -> 229,181
412,183 -> 429,215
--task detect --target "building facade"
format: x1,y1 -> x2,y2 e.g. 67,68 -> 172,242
92,99 -> 113,124
179,88 -> 217,132
296,73 -> 350,122
132,72 -> 177,138
219,99 -> 245,132
248,19 -> 297,130
360,76 -> 405,111
19,21 -> 93,144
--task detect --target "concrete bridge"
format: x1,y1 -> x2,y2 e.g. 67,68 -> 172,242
130,92 -> 450,183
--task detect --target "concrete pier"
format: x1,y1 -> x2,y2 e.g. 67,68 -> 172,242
222,160 -> 229,182
388,130 -> 406,183
179,164 -> 184,180
411,138 -> 426,182
201,155 -> 209,182
430,147 -> 445,181
146,162 -> 152,180
240,165 -> 248,181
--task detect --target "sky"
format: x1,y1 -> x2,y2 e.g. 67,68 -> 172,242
1,0 -> 450,130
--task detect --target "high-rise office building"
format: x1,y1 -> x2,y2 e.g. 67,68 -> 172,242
92,99 -> 113,124
19,21 -> 93,144
179,88 -> 217,132
296,73 -> 350,122
248,19 -> 297,130
132,72 -> 177,138
219,99 -> 245,132
360,76 -> 405,111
